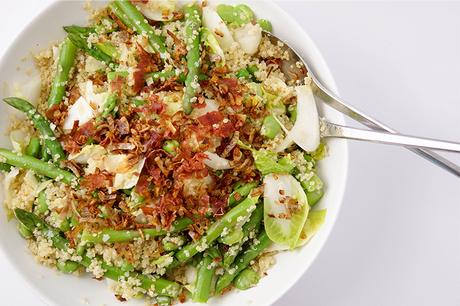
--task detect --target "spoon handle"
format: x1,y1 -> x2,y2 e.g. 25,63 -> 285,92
323,121 -> 460,153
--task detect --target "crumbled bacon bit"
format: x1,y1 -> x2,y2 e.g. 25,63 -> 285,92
133,44 -> 161,94
80,170 -> 113,191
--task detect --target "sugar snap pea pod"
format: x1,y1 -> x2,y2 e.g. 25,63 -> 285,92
182,4 -> 202,115
110,1 -> 168,60
223,203 -> 263,268
233,268 -> 260,290
57,260 -> 80,274
175,194 -> 260,263
0,163 -> 12,172
216,230 -> 271,294
47,37 -> 77,106
3,97 -> 66,161
228,182 -> 258,207
25,136 -> 41,158
65,31 -> 113,64
193,254 -> 216,303
80,217 -> 193,244
0,149 -> 76,185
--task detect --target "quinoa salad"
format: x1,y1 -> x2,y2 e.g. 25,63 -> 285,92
0,1 -> 327,304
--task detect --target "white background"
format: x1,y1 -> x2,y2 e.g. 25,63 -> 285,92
1,1 -> 459,305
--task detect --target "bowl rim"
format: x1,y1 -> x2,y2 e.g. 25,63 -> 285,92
0,1 -> 349,306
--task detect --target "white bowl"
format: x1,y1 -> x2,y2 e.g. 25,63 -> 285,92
0,1 -> 348,305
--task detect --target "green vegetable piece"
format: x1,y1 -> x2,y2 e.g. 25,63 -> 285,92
301,173 -> 324,193
101,93 -> 118,118
307,188 -> 324,207
57,260 -> 80,274
25,136 -> 41,158
228,182 -> 259,207
48,37 -> 77,106
202,27 -> 225,66
132,98 -> 146,106
59,218 -> 71,232
110,1 -> 168,60
162,236 -> 186,252
176,194 -> 260,263
217,4 -> 254,26
182,4 -> 202,114
36,190 -> 49,215
95,42 -> 119,59
236,68 -> 250,79
261,115 -> 281,139
163,140 -> 179,155
257,19 -> 273,32
0,149 -> 76,185
107,70 -> 128,80
63,25 -> 95,35
0,163 -> 12,173
233,268 -> 260,290
95,18 -> 118,34
18,223 -> 33,239
65,31 -> 113,64
220,228 -> 244,245
3,97 -> 66,162
14,208 -> 69,250
216,230 -> 271,293
223,204 -> 263,268
80,217 -> 192,244
296,209 -> 327,247
193,255 -> 216,303
247,65 -> 258,75
311,142 -> 327,161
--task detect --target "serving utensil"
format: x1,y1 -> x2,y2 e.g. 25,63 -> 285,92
264,32 -> 460,177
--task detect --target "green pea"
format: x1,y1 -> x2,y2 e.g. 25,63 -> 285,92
217,4 -> 255,26
257,19 -> 273,32
235,4 -> 255,24
261,115 -> 281,139
233,268 -> 260,290
216,4 -> 237,24
57,260 -> 80,274
162,140 -> 179,155
247,65 -> 258,75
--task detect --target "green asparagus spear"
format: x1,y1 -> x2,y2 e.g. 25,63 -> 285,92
175,194 -> 260,263
0,163 -> 12,172
193,255 -> 216,303
36,190 -> 49,215
0,149 -> 76,185
110,1 -> 168,60
80,217 -> 193,244
101,93 -> 118,118
47,37 -> 77,106
65,31 -> 113,64
182,4 -> 202,115
63,25 -> 95,35
57,260 -> 81,274
215,230 -> 271,293
228,182 -> 259,207
3,97 -> 66,162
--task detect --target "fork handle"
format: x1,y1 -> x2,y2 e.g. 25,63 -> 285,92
310,80 -> 460,177
323,121 -> 460,153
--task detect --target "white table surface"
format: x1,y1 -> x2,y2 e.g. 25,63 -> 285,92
1,1 -> 459,305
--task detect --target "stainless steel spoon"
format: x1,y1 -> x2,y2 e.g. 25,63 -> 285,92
264,32 -> 460,176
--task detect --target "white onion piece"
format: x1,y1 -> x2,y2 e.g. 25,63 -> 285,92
276,85 -> 320,152
191,99 -> 219,118
113,158 -> 146,190
203,151 -> 232,170
202,7 -> 235,51
137,0 -> 176,21
63,96 -> 95,131
233,23 -> 262,55
68,145 -> 107,164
